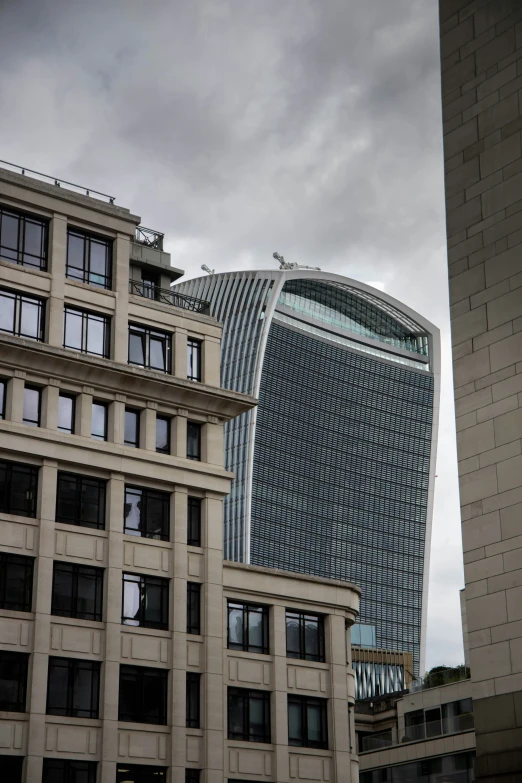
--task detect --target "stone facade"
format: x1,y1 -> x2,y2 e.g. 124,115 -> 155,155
0,167 -> 361,783
439,1 -> 522,780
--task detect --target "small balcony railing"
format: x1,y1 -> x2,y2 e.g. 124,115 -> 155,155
134,226 -> 164,250
361,732 -> 393,752
129,280 -> 210,314
402,713 -> 474,743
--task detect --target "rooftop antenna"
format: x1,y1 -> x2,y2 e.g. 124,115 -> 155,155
273,251 -> 321,272
201,264 -> 215,275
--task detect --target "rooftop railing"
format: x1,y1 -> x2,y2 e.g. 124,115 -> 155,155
402,713 -> 474,743
129,280 -> 210,314
0,159 -> 115,204
409,666 -> 470,692
360,732 -> 393,752
134,226 -> 164,250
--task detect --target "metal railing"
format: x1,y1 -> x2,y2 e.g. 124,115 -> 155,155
129,280 -> 210,314
361,732 -> 393,752
0,159 -> 115,203
134,226 -> 164,250
402,713 -> 474,742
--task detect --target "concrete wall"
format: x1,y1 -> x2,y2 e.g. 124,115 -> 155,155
439,2 -> 522,780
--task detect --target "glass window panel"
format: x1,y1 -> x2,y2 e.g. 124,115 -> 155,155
149,337 -> 166,370
248,609 -> 264,650
123,576 -> 140,625
72,663 -> 98,717
89,240 -> 108,284
0,291 -> 15,332
144,580 -> 164,626
64,309 -> 83,350
288,701 -> 302,743
67,233 -> 85,274
1,212 -> 18,252
228,606 -> 243,647
124,410 -> 139,448
0,553 -> 33,612
76,569 -> 99,619
23,220 -> 43,258
80,478 -> 105,528
124,487 -> 141,535
304,617 -> 319,658
19,298 -> 40,338
128,331 -> 145,365
23,387 -> 40,426
228,691 -> 244,737
58,395 -> 75,433
286,614 -> 301,656
86,315 -> 106,355
52,565 -> 73,616
249,696 -> 264,739
307,703 -> 322,743
91,402 -> 107,440
156,417 -> 169,453
46,660 -> 69,714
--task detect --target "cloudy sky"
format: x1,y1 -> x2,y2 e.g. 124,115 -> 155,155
0,0 -> 464,669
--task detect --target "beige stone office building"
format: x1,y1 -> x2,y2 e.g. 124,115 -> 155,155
0,165 -> 361,783
439,1 -> 522,780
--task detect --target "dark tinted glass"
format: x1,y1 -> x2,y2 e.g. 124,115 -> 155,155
227,687 -> 271,743
187,497 -> 202,547
122,573 -> 168,630
0,755 -> 23,782
23,386 -> 41,426
186,673 -> 200,728
124,486 -> 169,540
47,657 -> 100,719
288,695 -> 328,749
56,473 -> 106,530
52,562 -> 104,622
66,229 -> 112,289
228,602 -> 269,654
116,765 -> 167,783
187,338 -> 202,381
0,652 -> 28,711
92,402 -> 108,440
286,611 -> 325,662
0,553 -> 33,612
0,380 -> 5,418
155,416 -> 170,454
124,409 -> 140,448
0,205 -> 48,270
128,324 -> 171,373
187,422 -> 201,460
185,772 -> 200,783
0,459 -> 38,517
64,307 -> 110,358
187,582 -> 201,635
42,759 -> 97,783
118,665 -> 168,725
58,394 -> 76,434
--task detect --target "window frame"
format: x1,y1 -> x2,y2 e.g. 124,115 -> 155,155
64,305 -> 110,358
286,610 -> 326,662
227,687 -> 271,743
287,695 -> 328,749
187,582 -> 201,635
91,400 -> 108,441
123,485 -> 170,541
118,664 -> 168,725
0,459 -> 38,517
46,656 -> 100,719
116,765 -> 167,783
42,759 -> 98,783
0,552 -> 33,612
51,561 -> 104,622
0,287 -> 45,341
124,408 -> 141,448
121,572 -> 169,630
22,384 -> 41,427
187,337 -> 202,382
56,472 -> 106,530
187,422 -> 202,461
0,379 -> 6,419
66,227 -> 113,290
227,601 -> 269,655
155,415 -> 170,455
128,323 -> 171,374
186,672 -> 201,728
0,651 -> 29,712
0,204 -> 49,270
187,497 -> 202,547
57,393 -> 76,434
185,772 -> 200,783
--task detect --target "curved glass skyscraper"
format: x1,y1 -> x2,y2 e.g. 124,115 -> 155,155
175,270 -> 440,678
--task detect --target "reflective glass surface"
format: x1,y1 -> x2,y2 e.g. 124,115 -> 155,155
0,205 -> 48,270
58,394 -> 75,434
22,386 -> 40,426
91,402 -> 107,440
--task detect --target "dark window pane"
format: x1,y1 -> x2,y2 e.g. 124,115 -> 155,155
128,330 -> 145,365
0,205 -> 48,270
64,308 -> 83,350
0,380 -> 4,418
19,296 -> 42,339
0,460 -> 38,517
227,687 -> 270,743
0,290 -> 15,332
0,553 -> 33,612
227,602 -> 269,654
58,394 -> 75,434
43,759 -> 97,783
187,422 -> 201,460
187,582 -> 201,635
149,337 -> 166,371
124,486 -> 169,541
52,562 -> 103,622
66,229 -> 112,290
187,497 -> 202,547
286,611 -> 325,662
186,673 -> 200,728
64,307 -> 109,358
0,756 -> 23,783
185,772 -> 200,783
155,416 -> 170,454
118,665 -> 168,725
116,765 -> 167,783
86,314 -> 106,355
128,324 -> 171,373
92,402 -> 108,440
23,386 -> 40,427
0,289 -> 44,341
47,657 -> 100,719
67,233 -> 85,277
122,573 -> 168,630
56,473 -> 106,530
187,339 -> 202,382
0,652 -> 28,712
125,409 -> 140,448
287,696 -> 328,748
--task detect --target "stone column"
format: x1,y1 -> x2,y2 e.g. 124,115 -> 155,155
143,403 -> 157,451
204,420 -> 223,467
203,337 -> 221,387
112,235 -> 130,364
47,214 -> 67,347
174,328 -> 188,379
171,486 -> 188,783
174,411 -> 188,458
42,380 -> 60,430
6,374 -> 25,423
78,389 -> 94,438
329,613 -> 352,782
110,398 -> 125,445
272,604 -> 289,783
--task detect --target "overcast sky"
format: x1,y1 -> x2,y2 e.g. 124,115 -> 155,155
0,0 -> 464,669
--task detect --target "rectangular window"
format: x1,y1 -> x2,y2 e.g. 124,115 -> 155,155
66,228 -> 112,289
128,323 -> 171,373
124,485 -> 170,540
0,287 -> 45,341
155,416 -> 170,454
52,562 -> 104,622
0,459 -> 38,517
47,657 -> 100,719
0,757 -> 23,783
288,695 -> 328,749
185,772 -> 200,783
228,601 -> 269,654
286,610 -> 325,662
124,408 -> 140,448
92,401 -> 108,441
187,422 -> 201,461
0,379 -> 6,419
64,306 -> 110,358
23,385 -> 41,427
117,765 -> 167,783
0,553 -> 33,612
122,573 -> 169,630
43,759 -> 97,783
118,665 -> 168,725
186,673 -> 201,728
187,582 -> 201,635
187,338 -> 202,382
57,393 -> 76,434
0,205 -> 48,270
0,652 -> 29,712
56,472 -> 106,530
141,270 -> 159,299
227,687 -> 271,743
187,497 -> 202,547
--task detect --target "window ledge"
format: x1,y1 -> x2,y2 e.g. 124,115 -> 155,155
50,616 -> 105,630
55,522 -> 108,538
122,534 -> 172,548
0,609 -> 34,621
65,278 -> 116,298
117,721 -> 170,732
0,257 -> 51,280
288,747 -> 333,757
120,626 -> 172,639
0,711 -> 28,721
45,715 -> 102,727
